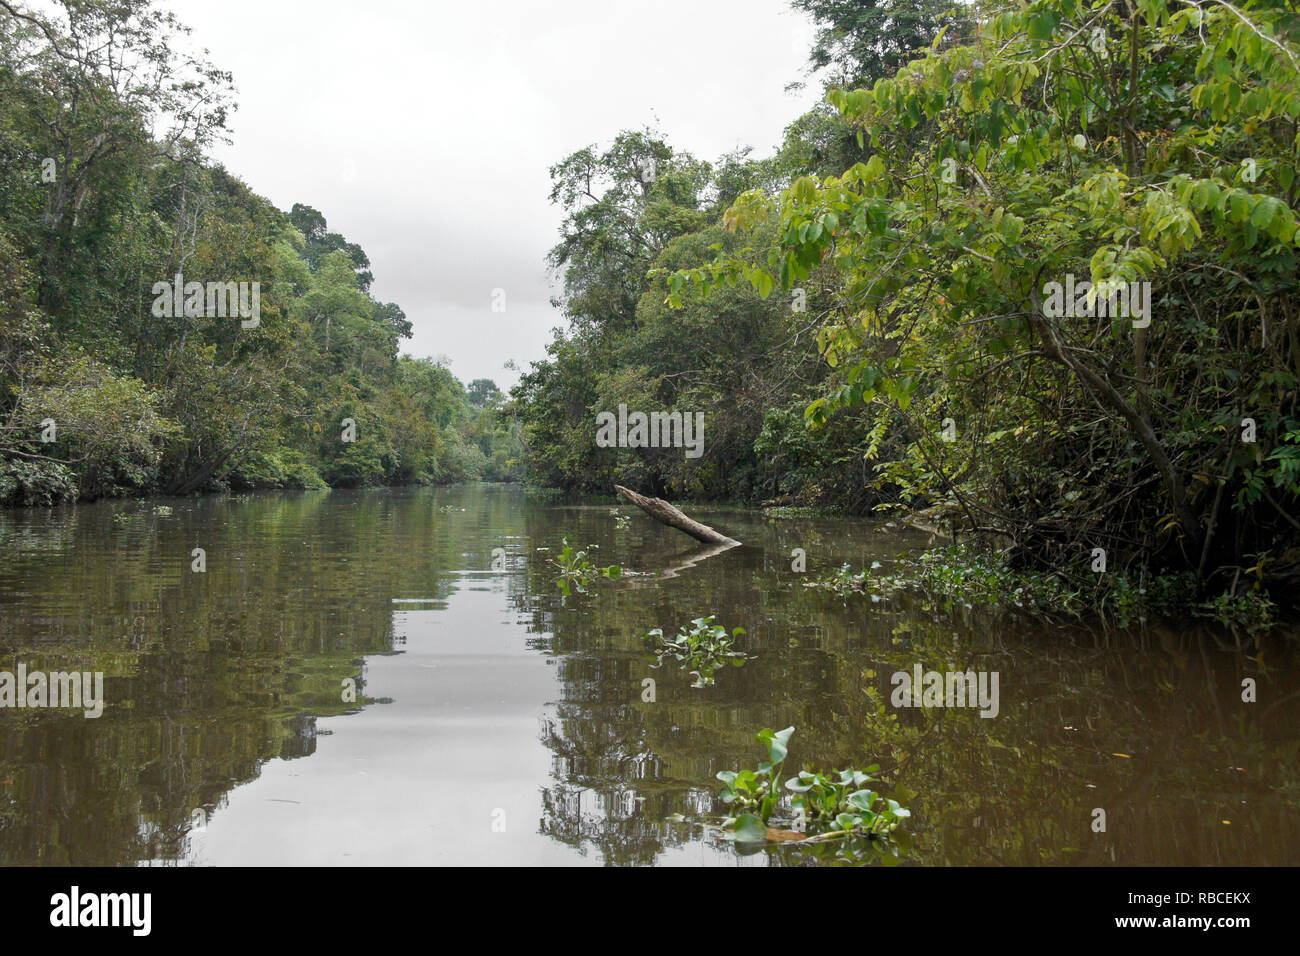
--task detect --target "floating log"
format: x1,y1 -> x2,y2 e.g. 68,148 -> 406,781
615,485 -> 741,546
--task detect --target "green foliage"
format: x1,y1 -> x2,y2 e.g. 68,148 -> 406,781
717,726 -> 910,843
0,1 -> 520,503
1196,585 -> 1277,634
792,0 -> 974,87
436,433 -> 488,483
644,615 -> 749,687
11,354 -> 179,499
0,456 -> 77,505
786,767 -> 911,836
717,726 -> 794,830
231,446 -> 328,490
807,560 -> 882,595
550,536 -> 621,595
466,378 -> 502,409
811,541 -> 1279,633
656,0 -> 1300,603
809,547 -> 1083,614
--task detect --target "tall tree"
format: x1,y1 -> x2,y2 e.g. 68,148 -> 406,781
0,0 -> 233,312
791,0 -> 973,87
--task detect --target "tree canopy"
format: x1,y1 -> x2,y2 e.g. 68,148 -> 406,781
510,0 -> 1300,605
0,0 -> 522,503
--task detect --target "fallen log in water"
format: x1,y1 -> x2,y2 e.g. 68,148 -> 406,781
614,485 -> 741,546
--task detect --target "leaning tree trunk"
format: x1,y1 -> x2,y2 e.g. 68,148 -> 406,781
614,485 -> 741,546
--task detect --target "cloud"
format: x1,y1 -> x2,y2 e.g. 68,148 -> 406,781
184,0 -> 823,387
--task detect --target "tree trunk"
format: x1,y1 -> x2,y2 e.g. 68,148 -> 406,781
614,485 -> 741,545
1026,292 -> 1202,559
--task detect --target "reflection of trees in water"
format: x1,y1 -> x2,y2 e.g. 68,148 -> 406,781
538,693 -> 734,865
0,487 -> 485,864
4,487 -> 1292,865
513,501 -> 1300,865
536,660 -> 675,864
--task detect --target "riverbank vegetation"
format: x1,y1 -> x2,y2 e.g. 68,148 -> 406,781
4,0 -> 1298,619
0,0 -> 521,506
508,0 -> 1300,612
808,542 -> 1277,632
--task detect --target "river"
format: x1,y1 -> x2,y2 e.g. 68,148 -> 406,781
0,483 -> 1295,865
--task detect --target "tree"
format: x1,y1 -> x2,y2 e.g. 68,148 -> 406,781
547,130 -> 711,336
677,0 -> 1300,589
289,203 -> 374,291
0,1 -> 505,502
466,378 -> 502,408
791,0 -> 973,88
0,0 -> 234,313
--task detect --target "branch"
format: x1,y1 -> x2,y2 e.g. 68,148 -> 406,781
0,1 -> 74,61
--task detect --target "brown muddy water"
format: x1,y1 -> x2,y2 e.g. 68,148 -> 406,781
0,483 -> 1296,866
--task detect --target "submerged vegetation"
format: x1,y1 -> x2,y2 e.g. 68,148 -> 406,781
809,541 -> 1277,633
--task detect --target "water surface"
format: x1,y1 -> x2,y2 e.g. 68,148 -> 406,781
0,484 -> 1295,865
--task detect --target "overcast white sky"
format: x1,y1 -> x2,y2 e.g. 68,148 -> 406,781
176,0 -> 824,388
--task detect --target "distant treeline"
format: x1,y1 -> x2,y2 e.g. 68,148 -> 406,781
0,0 -> 521,506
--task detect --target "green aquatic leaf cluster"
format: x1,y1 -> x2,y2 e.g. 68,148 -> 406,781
718,726 -> 909,844
809,550 -> 1082,613
644,615 -> 748,687
787,767 -> 911,837
550,537 -> 621,596
808,542 -> 1276,632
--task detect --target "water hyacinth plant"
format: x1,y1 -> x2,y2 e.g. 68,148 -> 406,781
644,615 -> 749,687
717,727 -> 909,845
550,536 -> 621,595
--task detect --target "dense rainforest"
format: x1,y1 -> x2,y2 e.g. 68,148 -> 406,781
508,0 -> 1300,613
2,0 -> 1299,617
0,0 -> 1297,877
0,0 -> 521,507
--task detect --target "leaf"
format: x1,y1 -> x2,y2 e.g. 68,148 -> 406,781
1249,197 -> 1278,230
733,813 -> 767,843
758,725 -> 795,764
847,789 -> 879,812
1027,10 -> 1058,41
